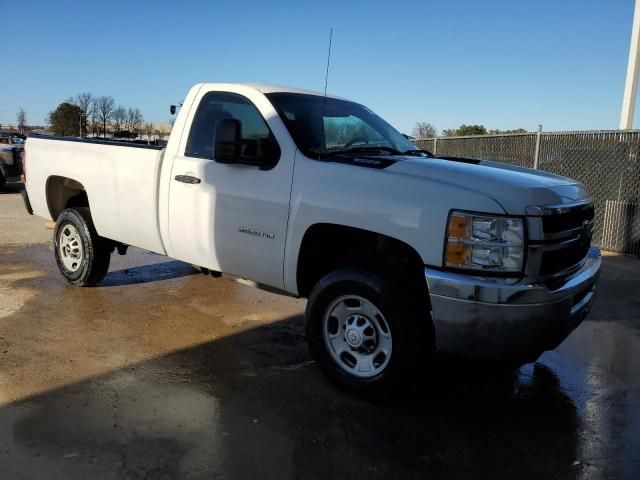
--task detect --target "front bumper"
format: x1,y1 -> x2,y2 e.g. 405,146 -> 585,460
425,246 -> 601,361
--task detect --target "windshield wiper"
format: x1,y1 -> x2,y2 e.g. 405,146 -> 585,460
342,146 -> 404,155
309,146 -> 404,158
401,149 -> 434,156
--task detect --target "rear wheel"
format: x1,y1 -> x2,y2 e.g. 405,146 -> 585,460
306,269 -> 431,396
0,171 -> 6,189
54,207 -> 111,286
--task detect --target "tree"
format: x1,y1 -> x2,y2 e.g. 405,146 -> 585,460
112,105 -> 127,132
488,128 -> 528,134
412,122 -> 437,139
74,93 -> 93,137
87,100 -> 100,137
442,124 -> 487,136
96,96 -> 115,138
17,108 -> 27,134
144,122 -> 154,144
127,107 -> 143,134
49,102 -> 82,136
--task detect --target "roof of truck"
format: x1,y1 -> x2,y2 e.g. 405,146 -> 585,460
201,83 -> 347,100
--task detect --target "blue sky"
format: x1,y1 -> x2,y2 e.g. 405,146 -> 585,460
1,0 -> 636,134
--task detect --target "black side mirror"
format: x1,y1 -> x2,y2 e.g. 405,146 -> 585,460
213,118 -> 241,164
170,105 -> 177,115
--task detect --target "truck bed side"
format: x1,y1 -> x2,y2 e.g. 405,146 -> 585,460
26,136 -> 166,254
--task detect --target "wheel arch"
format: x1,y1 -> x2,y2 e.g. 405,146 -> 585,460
46,175 -> 90,221
296,223 -> 427,299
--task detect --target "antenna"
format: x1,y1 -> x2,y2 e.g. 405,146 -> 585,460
320,28 -> 333,155
323,28 -> 333,98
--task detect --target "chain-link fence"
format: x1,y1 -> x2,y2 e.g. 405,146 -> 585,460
414,130 -> 640,256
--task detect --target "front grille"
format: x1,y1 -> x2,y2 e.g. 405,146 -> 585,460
539,238 -> 591,275
541,205 -> 595,234
535,202 -> 595,277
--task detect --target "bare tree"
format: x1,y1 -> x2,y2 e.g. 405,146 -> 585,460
75,93 -> 93,137
412,122 -> 437,139
131,108 -> 143,134
144,122 -> 154,144
88,101 -> 100,137
113,106 -> 127,133
124,107 -> 144,134
17,108 -> 27,134
96,96 -> 115,138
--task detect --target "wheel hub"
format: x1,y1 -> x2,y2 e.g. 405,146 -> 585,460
346,327 -> 363,347
345,314 -> 377,353
58,223 -> 83,272
322,295 -> 392,378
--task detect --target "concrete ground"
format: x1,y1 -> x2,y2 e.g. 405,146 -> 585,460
0,183 -> 51,245
0,181 -> 638,479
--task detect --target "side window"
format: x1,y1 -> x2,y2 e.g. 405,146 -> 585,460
186,92 -> 279,165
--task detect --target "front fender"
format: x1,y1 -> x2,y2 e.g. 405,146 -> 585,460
283,156 -> 505,294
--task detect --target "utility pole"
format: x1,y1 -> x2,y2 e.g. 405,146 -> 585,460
620,0 -> 640,129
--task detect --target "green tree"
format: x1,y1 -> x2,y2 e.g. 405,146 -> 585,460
443,124 -> 487,136
488,128 -> 528,134
49,102 -> 82,136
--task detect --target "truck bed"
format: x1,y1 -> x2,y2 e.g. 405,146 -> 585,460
26,135 -> 167,254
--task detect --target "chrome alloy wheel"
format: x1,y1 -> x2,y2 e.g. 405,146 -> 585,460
322,295 -> 392,378
58,223 -> 83,272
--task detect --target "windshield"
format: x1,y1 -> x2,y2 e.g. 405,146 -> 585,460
11,138 -> 25,145
266,93 -> 416,158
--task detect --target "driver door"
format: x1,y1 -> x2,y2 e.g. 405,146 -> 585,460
167,91 -> 295,289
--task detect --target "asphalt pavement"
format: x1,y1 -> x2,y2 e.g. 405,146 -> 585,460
0,181 -> 638,479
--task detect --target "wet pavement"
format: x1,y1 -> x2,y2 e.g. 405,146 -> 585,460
0,192 -> 639,479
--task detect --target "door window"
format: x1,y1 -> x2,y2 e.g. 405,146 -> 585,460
186,92 -> 279,165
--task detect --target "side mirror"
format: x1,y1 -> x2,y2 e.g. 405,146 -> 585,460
213,118 -> 241,164
170,105 -> 177,115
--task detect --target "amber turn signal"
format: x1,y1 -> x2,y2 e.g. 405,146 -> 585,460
447,213 -> 469,240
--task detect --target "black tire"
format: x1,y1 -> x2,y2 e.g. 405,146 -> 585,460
0,171 -> 6,189
54,207 -> 111,286
306,268 -> 432,397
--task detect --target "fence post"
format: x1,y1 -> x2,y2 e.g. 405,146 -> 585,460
533,124 -> 542,169
433,136 -> 438,155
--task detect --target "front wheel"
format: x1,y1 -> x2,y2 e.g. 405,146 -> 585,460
54,207 -> 111,286
306,269 -> 431,396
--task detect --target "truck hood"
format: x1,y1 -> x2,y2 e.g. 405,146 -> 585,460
387,156 -> 590,215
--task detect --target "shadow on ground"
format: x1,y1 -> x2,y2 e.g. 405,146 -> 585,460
0,314 -> 582,480
101,261 -> 198,287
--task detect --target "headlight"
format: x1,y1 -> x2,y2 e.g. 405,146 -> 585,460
444,211 -> 525,273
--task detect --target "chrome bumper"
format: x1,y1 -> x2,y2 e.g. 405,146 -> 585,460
425,246 -> 601,360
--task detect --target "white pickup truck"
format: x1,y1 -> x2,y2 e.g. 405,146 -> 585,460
23,83 -> 600,394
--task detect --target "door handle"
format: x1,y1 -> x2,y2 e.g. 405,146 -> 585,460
175,175 -> 201,184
